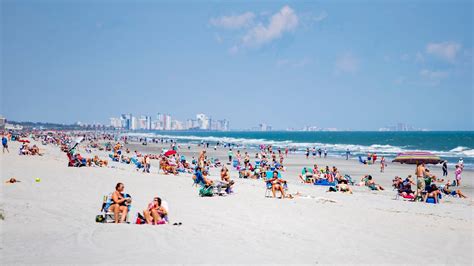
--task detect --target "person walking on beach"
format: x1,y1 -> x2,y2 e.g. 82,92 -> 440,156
305,148 -> 310,159
380,156 -> 386,172
442,161 -> 448,177
2,135 -> 9,153
323,149 -> 328,158
372,153 -> 377,164
318,148 -> 322,157
345,149 -> 350,160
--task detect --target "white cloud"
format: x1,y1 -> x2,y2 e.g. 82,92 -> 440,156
210,12 -> 255,29
313,11 -> 328,22
426,42 -> 461,62
335,53 -> 359,74
419,69 -> 449,85
241,5 -> 298,48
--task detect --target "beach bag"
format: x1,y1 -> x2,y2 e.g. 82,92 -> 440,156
95,215 -> 105,223
135,213 -> 146,224
199,186 -> 214,197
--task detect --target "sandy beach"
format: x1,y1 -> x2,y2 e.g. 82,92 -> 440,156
1,139 -> 473,264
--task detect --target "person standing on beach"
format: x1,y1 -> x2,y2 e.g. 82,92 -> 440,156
442,161 -> 448,177
228,149 -> 233,163
454,165 -> 463,186
285,147 -> 288,157
372,153 -> 377,164
345,149 -> 350,160
305,148 -> 310,159
380,156 -> 386,172
318,148 -> 322,157
2,135 -> 9,153
415,163 -> 426,199
323,149 -> 328,158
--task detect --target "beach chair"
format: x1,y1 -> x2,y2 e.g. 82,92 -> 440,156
100,194 -> 131,223
130,157 -> 143,169
264,171 -> 286,197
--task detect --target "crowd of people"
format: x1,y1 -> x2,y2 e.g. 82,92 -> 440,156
2,129 -> 471,227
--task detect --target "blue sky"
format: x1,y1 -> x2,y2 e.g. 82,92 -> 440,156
1,0 -> 473,130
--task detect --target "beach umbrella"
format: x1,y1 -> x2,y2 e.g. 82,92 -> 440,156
392,151 -> 442,165
164,150 -> 177,157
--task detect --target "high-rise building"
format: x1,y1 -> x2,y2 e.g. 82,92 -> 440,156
196,113 -> 209,130
110,117 -> 122,128
120,114 -> 132,130
131,116 -> 138,130
164,114 -> 172,130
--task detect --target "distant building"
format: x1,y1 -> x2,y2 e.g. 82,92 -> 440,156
130,116 -> 138,130
259,123 -> 272,131
0,115 -> 6,130
110,117 -> 122,128
196,113 -> 209,130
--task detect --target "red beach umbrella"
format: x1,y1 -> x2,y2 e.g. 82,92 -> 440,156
164,150 -> 177,157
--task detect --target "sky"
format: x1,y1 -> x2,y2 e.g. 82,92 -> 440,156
1,0 -> 473,130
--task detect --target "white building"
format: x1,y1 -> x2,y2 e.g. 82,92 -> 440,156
196,113 -> 209,130
110,117 -> 122,128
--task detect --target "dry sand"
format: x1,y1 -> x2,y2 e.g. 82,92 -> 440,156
1,140 -> 473,264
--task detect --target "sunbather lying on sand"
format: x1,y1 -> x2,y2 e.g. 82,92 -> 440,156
336,180 -> 353,194
442,181 -> 468,198
143,197 -> 168,225
362,175 -> 384,191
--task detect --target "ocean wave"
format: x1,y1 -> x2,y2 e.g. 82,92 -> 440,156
124,133 -> 473,159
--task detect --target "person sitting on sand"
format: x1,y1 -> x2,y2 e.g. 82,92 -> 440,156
143,197 -> 168,225
193,166 -> 213,186
441,181 -> 468,198
423,183 -> 441,203
392,176 -> 404,190
221,166 -> 231,183
266,171 -> 287,199
299,167 -> 315,183
336,179 -> 353,194
108,183 -> 131,223
363,175 -> 384,191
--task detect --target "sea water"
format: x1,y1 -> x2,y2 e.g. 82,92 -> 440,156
129,131 -> 474,169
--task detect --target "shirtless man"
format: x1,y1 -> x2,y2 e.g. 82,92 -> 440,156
415,163 -> 426,198
108,183 -> 131,223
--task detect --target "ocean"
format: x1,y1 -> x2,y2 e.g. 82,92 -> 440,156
128,131 -> 474,169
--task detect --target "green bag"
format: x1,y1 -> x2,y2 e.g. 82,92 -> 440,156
199,186 -> 213,197
95,215 -> 105,223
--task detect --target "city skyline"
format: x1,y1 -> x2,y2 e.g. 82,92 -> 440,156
110,112 -> 230,131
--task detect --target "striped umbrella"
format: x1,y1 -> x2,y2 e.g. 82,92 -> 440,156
392,151 -> 442,165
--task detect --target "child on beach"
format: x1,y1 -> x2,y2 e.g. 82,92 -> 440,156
454,165 -> 463,186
